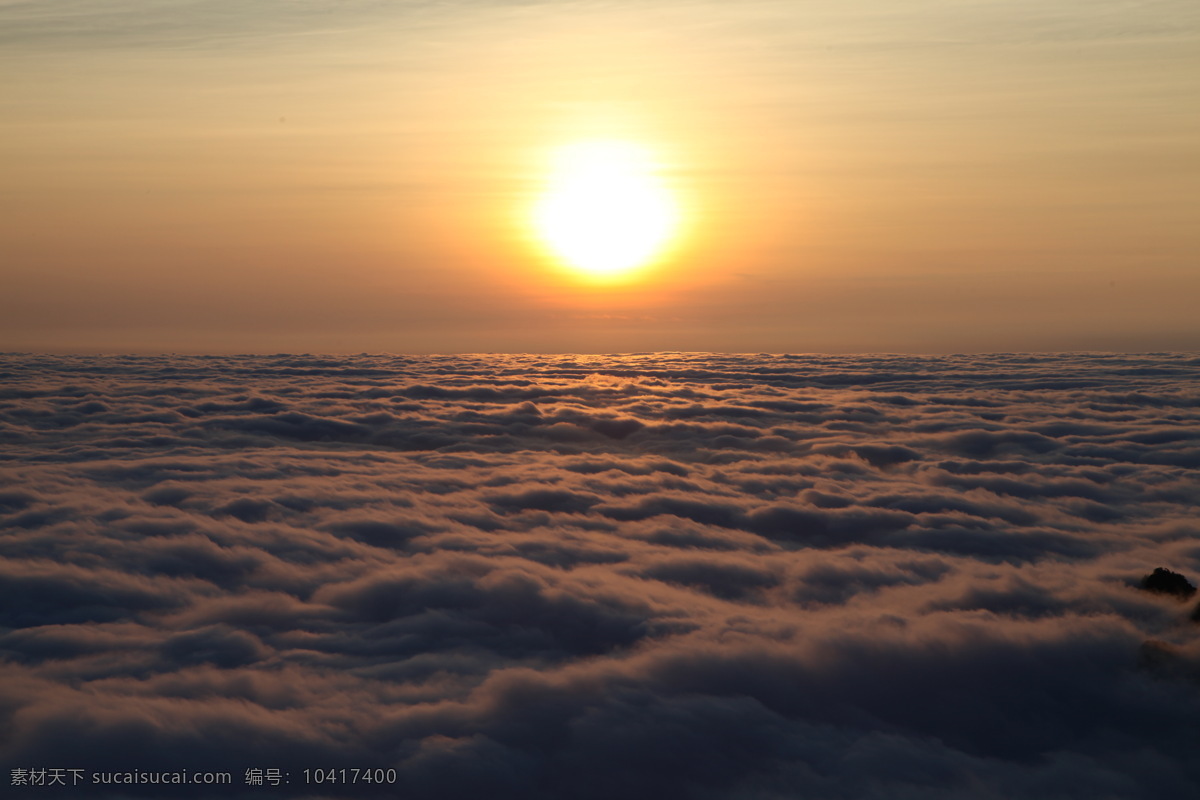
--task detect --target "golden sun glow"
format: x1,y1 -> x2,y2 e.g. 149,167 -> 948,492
531,141 -> 680,282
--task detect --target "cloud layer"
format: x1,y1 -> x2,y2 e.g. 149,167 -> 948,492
2,352 -> 1199,798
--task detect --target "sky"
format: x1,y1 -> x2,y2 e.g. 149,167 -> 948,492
2,0 -> 1198,354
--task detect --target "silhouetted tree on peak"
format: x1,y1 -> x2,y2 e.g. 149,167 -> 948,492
1140,567 -> 1197,600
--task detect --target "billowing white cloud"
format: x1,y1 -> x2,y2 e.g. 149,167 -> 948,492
1,352 -> 1198,797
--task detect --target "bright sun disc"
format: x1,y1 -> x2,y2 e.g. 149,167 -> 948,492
532,141 -> 679,281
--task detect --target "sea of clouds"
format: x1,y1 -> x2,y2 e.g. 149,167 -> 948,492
1,352 -> 1199,799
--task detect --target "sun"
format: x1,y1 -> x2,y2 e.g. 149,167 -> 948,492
531,140 -> 680,282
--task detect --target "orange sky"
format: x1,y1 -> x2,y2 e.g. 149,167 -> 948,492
2,0 -> 1197,353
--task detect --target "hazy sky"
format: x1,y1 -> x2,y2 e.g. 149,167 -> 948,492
2,0 -> 1198,353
